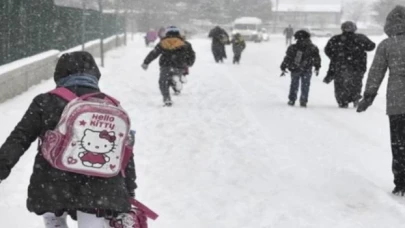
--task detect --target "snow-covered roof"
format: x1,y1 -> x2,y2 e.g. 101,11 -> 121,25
274,4 -> 342,13
234,17 -> 263,24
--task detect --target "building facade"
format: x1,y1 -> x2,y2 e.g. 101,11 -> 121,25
272,4 -> 342,29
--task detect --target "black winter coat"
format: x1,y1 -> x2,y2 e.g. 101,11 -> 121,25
281,39 -> 321,73
0,86 -> 137,216
143,35 -> 196,69
232,38 -> 246,54
325,32 -> 375,73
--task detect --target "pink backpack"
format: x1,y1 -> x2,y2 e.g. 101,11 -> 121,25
108,199 -> 159,228
41,88 -> 133,178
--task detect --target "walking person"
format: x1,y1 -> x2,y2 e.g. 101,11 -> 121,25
280,30 -> 321,108
231,33 -> 246,64
142,26 -> 196,107
325,21 -> 375,108
0,51 -> 137,228
208,26 -> 230,63
283,24 -> 294,46
357,6 -> 405,196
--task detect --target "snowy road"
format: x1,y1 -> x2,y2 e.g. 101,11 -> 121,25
1,35 -> 405,228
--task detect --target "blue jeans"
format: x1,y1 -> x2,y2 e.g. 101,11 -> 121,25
289,71 -> 312,104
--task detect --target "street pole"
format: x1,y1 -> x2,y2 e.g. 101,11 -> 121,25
82,1 -> 86,51
131,0 -> 135,40
124,0 -> 128,46
115,0 -> 119,47
273,0 -> 279,33
99,0 -> 104,67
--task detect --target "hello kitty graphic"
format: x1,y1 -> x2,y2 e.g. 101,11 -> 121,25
79,129 -> 117,168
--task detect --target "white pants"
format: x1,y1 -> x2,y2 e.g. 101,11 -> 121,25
44,211 -> 106,228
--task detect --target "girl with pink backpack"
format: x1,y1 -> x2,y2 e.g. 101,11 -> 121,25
0,52 -> 157,227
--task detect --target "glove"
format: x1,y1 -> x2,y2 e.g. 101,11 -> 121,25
357,94 -> 377,113
315,69 -> 320,76
183,67 -> 189,76
280,70 -> 287,77
141,64 -> 148,70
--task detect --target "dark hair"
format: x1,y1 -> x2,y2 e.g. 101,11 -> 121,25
54,51 -> 101,82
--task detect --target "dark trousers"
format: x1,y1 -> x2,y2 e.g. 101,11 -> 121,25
389,114 -> 405,188
233,52 -> 242,63
159,67 -> 173,102
286,37 -> 292,46
334,70 -> 364,106
289,71 -> 312,104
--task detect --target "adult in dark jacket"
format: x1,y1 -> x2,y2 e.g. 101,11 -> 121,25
284,24 -> 294,46
324,21 -> 376,108
142,26 -> 196,106
208,26 -> 230,63
231,33 -> 246,64
281,30 -> 321,107
357,6 -> 405,196
0,51 -> 136,227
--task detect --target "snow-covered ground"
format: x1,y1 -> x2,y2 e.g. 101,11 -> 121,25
1,34 -> 404,228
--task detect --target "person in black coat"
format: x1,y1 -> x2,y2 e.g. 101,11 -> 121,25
0,51 -> 136,227
208,26 -> 230,63
324,21 -> 376,108
281,30 -> 321,107
284,24 -> 294,46
231,33 -> 246,64
142,26 -> 196,107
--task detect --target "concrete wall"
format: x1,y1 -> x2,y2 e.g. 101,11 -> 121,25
0,35 -> 126,103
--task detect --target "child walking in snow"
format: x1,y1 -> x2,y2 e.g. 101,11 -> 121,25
280,30 -> 321,107
231,33 -> 246,64
0,51 -> 137,228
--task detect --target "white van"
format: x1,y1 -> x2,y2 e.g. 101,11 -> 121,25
232,17 -> 263,42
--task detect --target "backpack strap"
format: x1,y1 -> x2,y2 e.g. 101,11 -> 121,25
80,93 -> 121,106
49,87 -> 78,102
130,198 -> 159,220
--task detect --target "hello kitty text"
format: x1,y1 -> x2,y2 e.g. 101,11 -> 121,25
90,114 -> 116,130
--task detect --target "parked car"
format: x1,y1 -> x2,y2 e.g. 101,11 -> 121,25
308,28 -> 333,37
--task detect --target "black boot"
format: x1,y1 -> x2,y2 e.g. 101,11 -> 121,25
163,98 -> 172,107
339,103 -> 349,109
288,101 -> 295,106
300,102 -> 307,108
393,186 -> 405,196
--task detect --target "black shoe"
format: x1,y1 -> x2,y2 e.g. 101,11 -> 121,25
288,101 -> 295,106
300,103 -> 307,108
353,100 -> 360,108
393,186 -> 405,196
163,99 -> 172,107
339,104 -> 349,109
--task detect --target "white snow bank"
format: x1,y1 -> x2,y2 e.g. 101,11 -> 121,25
0,34 -> 126,103
0,50 -> 59,76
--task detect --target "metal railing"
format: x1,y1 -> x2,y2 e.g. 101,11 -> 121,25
0,0 -> 126,66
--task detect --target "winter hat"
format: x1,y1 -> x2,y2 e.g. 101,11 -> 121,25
341,21 -> 357,33
165,26 -> 181,36
54,51 -> 101,82
384,5 -> 405,37
294,30 -> 311,40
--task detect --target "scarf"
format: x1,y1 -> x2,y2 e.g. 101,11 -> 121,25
56,74 -> 99,89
